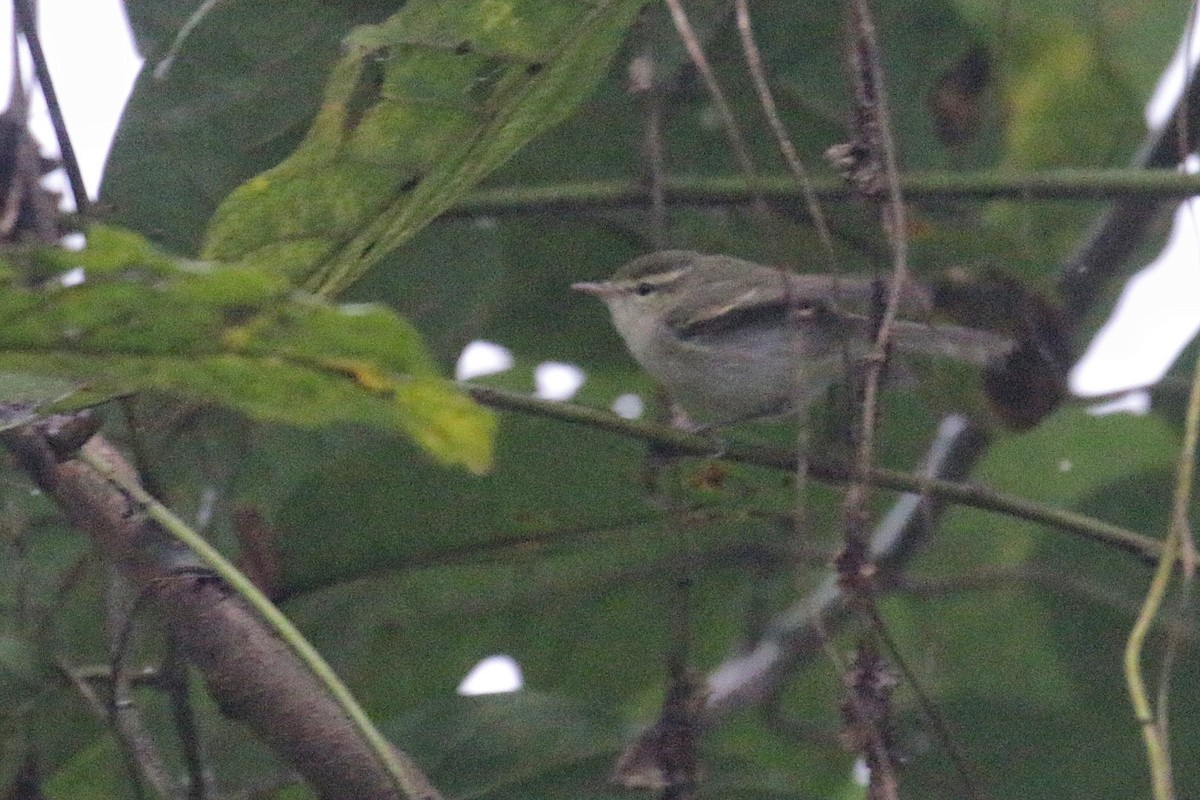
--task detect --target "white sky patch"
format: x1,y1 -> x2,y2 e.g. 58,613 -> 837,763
1070,191 -> 1200,396
455,340 -> 514,380
1145,7 -> 1200,130
1086,391 -> 1151,417
611,393 -> 644,419
534,361 -> 584,400
0,0 -> 142,205
57,266 -> 84,287
852,757 -> 871,787
1070,14 -> 1200,403
457,654 -> 523,696
61,231 -> 86,251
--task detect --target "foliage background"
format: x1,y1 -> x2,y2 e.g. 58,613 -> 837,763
1,0 -> 1197,798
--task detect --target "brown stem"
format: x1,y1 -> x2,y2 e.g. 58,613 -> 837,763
3,418 -> 435,800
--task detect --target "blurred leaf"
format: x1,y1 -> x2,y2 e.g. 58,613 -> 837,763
0,226 -> 493,472
978,407 -> 1177,512
200,0 -> 649,295
1002,23 -> 1143,170
43,739 -> 124,800
950,0 -> 1191,96
0,635 -> 43,706
0,373 -> 78,432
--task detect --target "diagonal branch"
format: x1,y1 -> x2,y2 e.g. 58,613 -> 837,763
2,417 -> 440,800
12,0 -> 88,212
703,415 -> 983,716
1059,58 -> 1200,322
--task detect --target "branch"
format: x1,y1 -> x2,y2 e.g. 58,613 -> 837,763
466,386 -> 1161,564
1060,58 -> 1200,321
702,415 -> 981,716
57,654 -> 176,799
443,169 -> 1200,218
2,417 -> 440,800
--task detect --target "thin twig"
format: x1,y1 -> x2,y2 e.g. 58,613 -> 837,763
106,572 -> 166,800
161,634 -> 210,800
57,654 -> 174,799
629,32 -> 668,249
842,640 -> 900,800
1155,534 -> 1196,791
664,479 -> 701,798
12,0 -> 89,212
843,0 -> 910,520
733,0 -> 837,264
868,606 -> 984,800
465,386 -> 1162,564
662,0 -> 761,188
827,5 -> 914,789
1123,251 -> 1200,800
732,0 -> 833,559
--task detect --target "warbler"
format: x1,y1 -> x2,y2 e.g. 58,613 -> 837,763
573,250 -> 1011,426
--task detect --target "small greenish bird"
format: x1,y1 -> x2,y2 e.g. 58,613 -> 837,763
573,250 -> 1011,426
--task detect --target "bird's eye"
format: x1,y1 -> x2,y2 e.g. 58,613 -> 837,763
793,299 -> 828,317
634,282 -> 655,296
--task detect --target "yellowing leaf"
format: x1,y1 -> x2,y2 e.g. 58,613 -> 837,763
395,378 -> 497,475
0,227 -> 493,472
201,0 -> 647,295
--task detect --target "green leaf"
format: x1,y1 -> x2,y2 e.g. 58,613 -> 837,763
103,1 -> 403,255
0,373 -> 78,432
200,0 -> 649,295
43,739 -> 125,800
0,635 -> 43,706
0,227 -> 494,473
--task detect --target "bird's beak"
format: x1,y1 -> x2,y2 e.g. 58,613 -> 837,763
571,280 -> 616,297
